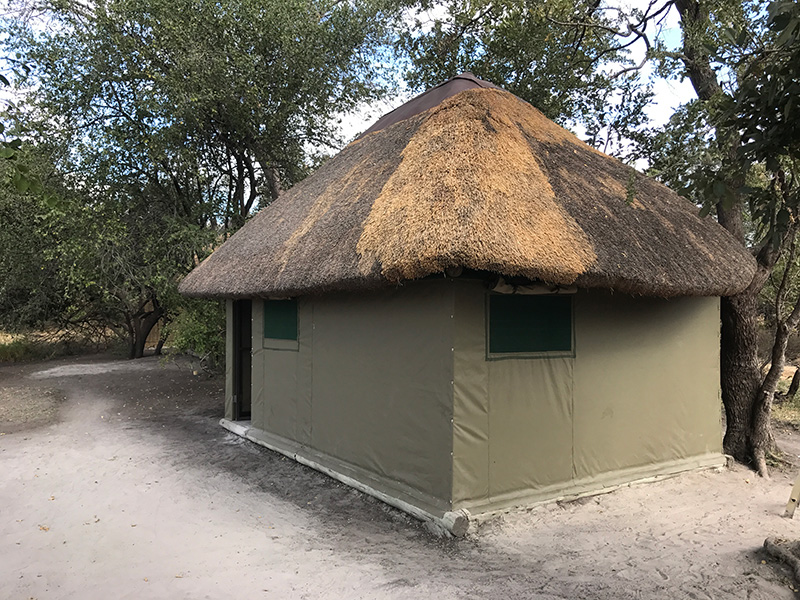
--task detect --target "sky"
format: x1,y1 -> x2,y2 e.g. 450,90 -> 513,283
338,0 -> 696,148
618,0 -> 695,126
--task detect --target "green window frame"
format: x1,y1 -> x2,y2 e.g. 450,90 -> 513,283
486,293 -> 573,359
263,299 -> 298,350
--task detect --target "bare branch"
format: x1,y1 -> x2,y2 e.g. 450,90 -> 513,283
774,227 -> 798,322
660,50 -> 690,61
546,16 -> 628,38
610,24 -> 652,78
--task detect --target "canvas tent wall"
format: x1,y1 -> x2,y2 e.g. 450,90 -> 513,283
227,280 -> 456,516
221,276 -> 722,525
450,278 -> 721,513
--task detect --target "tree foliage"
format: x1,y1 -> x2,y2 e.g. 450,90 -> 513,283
0,147 -> 66,329
7,0 -> 395,222
628,0 -> 800,474
168,298 -> 226,373
396,0 -> 655,157
1,0 -> 397,357
730,0 -> 799,244
731,1 -> 799,166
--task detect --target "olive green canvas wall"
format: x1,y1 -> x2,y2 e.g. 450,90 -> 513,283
250,298 -> 312,443
452,280 -> 722,512
572,292 -> 721,481
238,277 -> 722,518
249,280 -> 456,511
224,299 -> 234,421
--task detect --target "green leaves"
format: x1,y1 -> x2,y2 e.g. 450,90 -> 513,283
769,1 -> 800,44
0,65 -> 44,195
0,0 -> 399,348
692,164 -> 740,218
397,0 -> 634,127
6,0 -> 396,223
732,1 -> 800,167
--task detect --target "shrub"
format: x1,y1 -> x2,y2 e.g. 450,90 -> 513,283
169,299 -> 225,373
0,337 -> 49,362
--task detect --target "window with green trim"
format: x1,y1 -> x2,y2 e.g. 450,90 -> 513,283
487,294 -> 573,357
263,299 -> 298,341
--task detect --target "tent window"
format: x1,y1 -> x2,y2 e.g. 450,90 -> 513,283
487,294 -> 573,358
263,299 -> 298,342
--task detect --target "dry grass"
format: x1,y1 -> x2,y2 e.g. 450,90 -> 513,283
771,367 -> 800,427
0,337 -> 51,362
0,328 -> 120,363
179,84 -> 756,300
774,386 -> 800,428
774,402 -> 800,428
357,90 -> 597,283
0,332 -> 20,344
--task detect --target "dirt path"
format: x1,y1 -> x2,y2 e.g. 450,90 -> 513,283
2,354 -> 800,599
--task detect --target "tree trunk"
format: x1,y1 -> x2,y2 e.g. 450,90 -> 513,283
753,275 -> 800,474
751,321 -> 792,477
719,247 -> 779,470
716,200 -> 763,464
720,292 -> 762,463
124,313 -> 137,360
153,316 -> 170,356
127,296 -> 165,359
788,368 -> 800,399
674,0 -> 776,473
131,311 -> 163,358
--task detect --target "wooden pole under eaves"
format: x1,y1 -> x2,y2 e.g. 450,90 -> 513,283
785,473 -> 800,518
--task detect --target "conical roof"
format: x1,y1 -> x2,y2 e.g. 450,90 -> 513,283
179,75 -> 756,299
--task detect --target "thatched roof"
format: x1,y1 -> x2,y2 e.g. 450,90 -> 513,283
179,74 -> 756,299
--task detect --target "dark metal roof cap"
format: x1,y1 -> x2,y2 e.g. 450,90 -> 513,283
358,73 -> 501,138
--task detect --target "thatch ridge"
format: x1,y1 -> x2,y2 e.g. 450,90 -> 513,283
357,71 -> 501,139
179,85 -> 756,299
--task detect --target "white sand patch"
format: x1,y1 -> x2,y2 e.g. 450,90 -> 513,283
30,361 -> 159,379
3,353 -> 800,599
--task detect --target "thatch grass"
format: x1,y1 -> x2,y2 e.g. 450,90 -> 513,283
356,91 -> 597,283
179,84 -> 756,300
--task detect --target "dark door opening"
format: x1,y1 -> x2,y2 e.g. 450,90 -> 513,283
232,299 -> 252,420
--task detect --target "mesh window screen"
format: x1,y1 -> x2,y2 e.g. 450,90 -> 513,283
488,294 -> 572,355
263,299 -> 298,340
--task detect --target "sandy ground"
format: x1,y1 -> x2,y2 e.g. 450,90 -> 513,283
3,354 -> 800,599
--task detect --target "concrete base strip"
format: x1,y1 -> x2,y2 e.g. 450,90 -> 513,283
220,419 -> 470,537
460,452 -> 726,517
221,419 -> 724,536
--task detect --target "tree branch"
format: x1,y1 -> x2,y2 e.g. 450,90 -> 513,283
774,227 -> 798,323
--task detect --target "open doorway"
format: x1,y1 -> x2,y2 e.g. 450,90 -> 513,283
232,299 -> 252,420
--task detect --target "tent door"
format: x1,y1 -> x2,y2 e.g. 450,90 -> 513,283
232,299 -> 252,420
